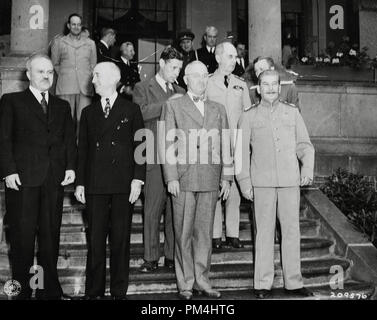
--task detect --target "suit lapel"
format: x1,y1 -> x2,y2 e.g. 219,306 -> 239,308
47,94 -> 58,125
180,94 -> 204,127
93,101 -> 106,138
149,77 -> 169,100
25,89 -> 47,124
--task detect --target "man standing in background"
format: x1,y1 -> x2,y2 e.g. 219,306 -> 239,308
206,42 -> 251,250
96,28 -> 117,63
197,26 -> 218,74
133,47 -> 185,273
117,42 -> 140,101
176,29 -> 197,90
51,13 -> 97,131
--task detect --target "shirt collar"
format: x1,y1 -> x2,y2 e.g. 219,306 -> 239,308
100,91 -> 118,110
121,56 -> 129,65
155,73 -> 172,92
260,98 -> 280,109
101,40 -> 109,49
29,86 -> 49,104
207,46 -> 215,54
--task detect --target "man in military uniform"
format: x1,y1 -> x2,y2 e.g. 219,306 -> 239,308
247,57 -> 300,110
206,42 -> 252,249
235,69 -> 315,299
197,26 -> 218,74
176,29 -> 197,90
118,42 -> 140,101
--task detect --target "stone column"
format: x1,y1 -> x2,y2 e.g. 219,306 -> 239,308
10,0 -> 50,55
359,0 -> 377,59
248,0 -> 282,64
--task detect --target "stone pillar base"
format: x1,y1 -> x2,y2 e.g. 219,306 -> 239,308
0,56 -> 28,96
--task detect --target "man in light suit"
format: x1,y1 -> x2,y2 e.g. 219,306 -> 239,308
133,47 -> 185,273
235,69 -> 315,299
51,13 -> 97,130
160,61 -> 232,300
75,62 -> 145,300
0,54 -> 76,300
206,42 -> 252,249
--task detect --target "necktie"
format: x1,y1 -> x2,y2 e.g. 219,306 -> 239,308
40,92 -> 48,115
224,75 -> 229,88
166,82 -> 174,96
104,98 -> 111,119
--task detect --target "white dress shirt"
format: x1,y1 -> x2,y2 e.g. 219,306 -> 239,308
207,46 -> 215,54
187,91 -> 205,117
237,57 -> 245,69
100,39 -> 109,49
29,86 -> 49,104
121,56 -> 130,66
100,91 -> 118,112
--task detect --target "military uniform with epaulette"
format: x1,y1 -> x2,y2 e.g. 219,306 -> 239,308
235,99 -> 314,291
206,70 -> 252,246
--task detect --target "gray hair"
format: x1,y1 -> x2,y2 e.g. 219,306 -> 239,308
26,53 -> 52,72
205,26 -> 218,35
215,42 -> 235,56
95,62 -> 121,83
185,60 -> 207,76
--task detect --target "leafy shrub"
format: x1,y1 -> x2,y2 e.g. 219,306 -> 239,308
320,168 -> 377,246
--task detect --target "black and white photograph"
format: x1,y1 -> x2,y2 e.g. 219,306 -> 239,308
0,0 -> 376,315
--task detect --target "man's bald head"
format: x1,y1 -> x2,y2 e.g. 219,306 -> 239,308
215,42 -> 237,74
92,62 -> 121,97
184,61 -> 209,96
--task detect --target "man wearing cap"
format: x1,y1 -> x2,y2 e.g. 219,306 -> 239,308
176,30 -> 197,90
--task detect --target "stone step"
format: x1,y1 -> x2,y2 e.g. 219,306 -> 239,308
5,257 -> 348,296
0,237 -> 334,272
125,280 -> 376,300
58,218 -> 321,245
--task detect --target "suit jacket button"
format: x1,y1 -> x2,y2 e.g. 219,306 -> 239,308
112,142 -> 116,146
96,142 -> 100,147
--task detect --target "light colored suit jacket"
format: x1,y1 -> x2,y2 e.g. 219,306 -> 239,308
51,35 -> 97,96
160,94 -> 233,192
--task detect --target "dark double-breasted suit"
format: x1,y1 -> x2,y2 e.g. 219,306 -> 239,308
133,77 -> 185,264
77,94 -> 145,297
0,89 -> 76,299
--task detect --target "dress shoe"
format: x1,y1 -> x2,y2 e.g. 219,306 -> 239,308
254,289 -> 272,299
139,260 -> 158,273
164,258 -> 175,270
60,294 -> 73,300
225,237 -> 244,249
193,289 -> 222,299
178,291 -> 193,300
285,287 -> 314,297
212,238 -> 222,249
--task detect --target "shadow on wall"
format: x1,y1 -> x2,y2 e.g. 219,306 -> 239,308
0,35 -> 10,57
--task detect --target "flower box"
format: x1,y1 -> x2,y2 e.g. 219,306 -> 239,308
291,65 -> 375,83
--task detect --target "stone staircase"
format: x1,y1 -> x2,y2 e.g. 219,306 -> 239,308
0,188 -> 376,300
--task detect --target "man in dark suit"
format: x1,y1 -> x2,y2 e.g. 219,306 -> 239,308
97,28 -> 117,63
117,42 -> 140,101
133,47 -> 185,273
197,26 -> 218,74
75,62 -> 145,300
160,61 -> 232,300
233,42 -> 249,77
176,29 -> 197,90
0,54 -> 76,300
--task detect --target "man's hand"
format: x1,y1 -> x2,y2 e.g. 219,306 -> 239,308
61,170 -> 75,186
5,174 -> 21,191
242,188 -> 254,202
219,180 -> 231,201
74,186 -> 86,204
168,180 -> 180,198
129,180 -> 143,204
300,176 -> 312,187
169,93 -> 184,101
